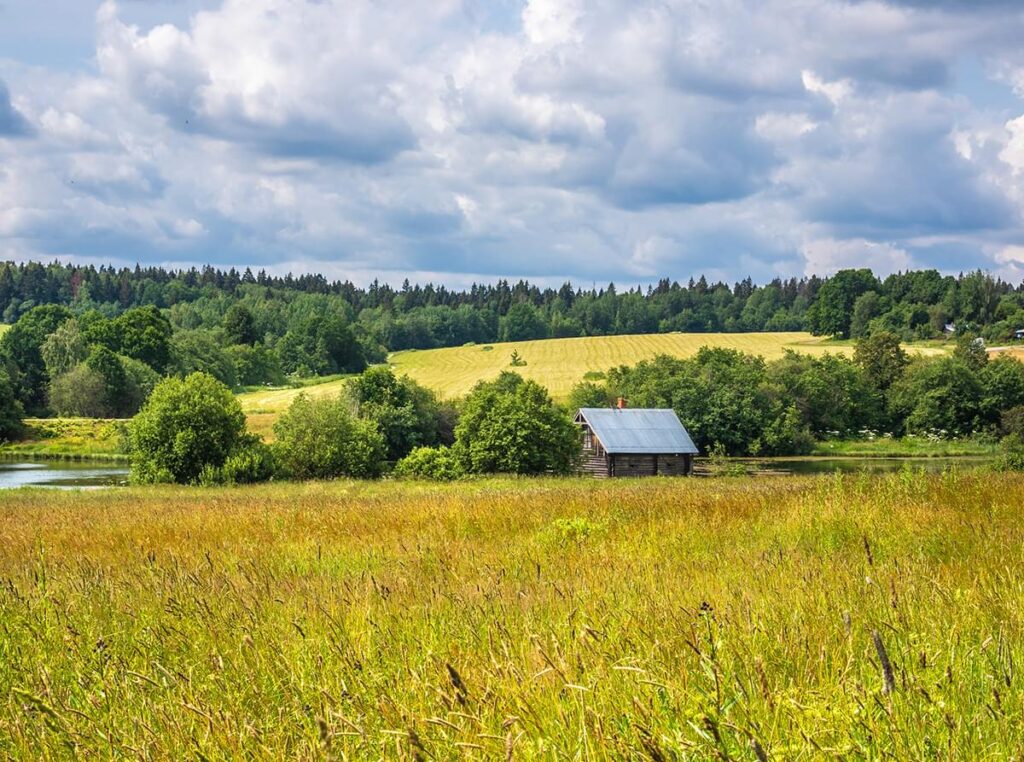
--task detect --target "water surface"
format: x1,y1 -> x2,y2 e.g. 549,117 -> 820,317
0,461 -> 129,489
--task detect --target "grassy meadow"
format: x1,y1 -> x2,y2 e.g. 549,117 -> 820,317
0,418 -> 129,461
2,471 -> 1023,758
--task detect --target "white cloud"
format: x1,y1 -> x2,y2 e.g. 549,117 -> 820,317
802,238 -> 914,277
755,112 -> 818,142
802,70 -> 852,105
1001,115 -> 1024,175
1,0 -> 1023,284
522,0 -> 583,47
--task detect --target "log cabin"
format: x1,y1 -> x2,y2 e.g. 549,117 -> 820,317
575,401 -> 699,478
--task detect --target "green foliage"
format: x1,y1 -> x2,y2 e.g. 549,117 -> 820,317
952,333 -> 988,369
853,331 -> 909,391
171,330 -> 238,387
85,345 -> 129,416
768,351 -> 881,436
2,262 -> 1024,362
129,373 -> 249,485
226,343 -> 285,386
980,355 -> 1024,420
222,303 -> 259,345
113,306 -> 173,372
808,269 -> 879,338
849,291 -> 881,339
40,318 -> 88,379
889,357 -> 985,436
272,393 -> 385,479
0,368 -> 24,441
1000,405 -> 1024,438
756,403 -> 815,456
348,366 -> 448,461
607,349 -> 813,456
567,380 -> 612,409
454,372 -> 579,475
277,315 -> 366,377
499,302 -> 548,342
992,434 -> 1024,472
0,304 -> 72,413
219,435 -> 276,485
509,350 -> 527,367
48,364 -> 110,418
120,356 -> 161,416
393,446 -> 466,480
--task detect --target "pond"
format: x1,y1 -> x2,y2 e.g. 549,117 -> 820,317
0,460 -> 130,489
0,456 -> 996,488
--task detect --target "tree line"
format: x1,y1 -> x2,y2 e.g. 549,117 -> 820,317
0,262 -> 1023,363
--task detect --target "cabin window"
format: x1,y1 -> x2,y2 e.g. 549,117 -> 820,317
583,427 -> 593,449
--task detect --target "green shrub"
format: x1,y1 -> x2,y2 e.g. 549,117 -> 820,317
567,380 -> 611,409
272,393 -> 385,479
993,434 -> 1024,472
455,372 -> 579,475
394,446 -> 465,480
348,366 -> 451,460
220,435 -> 276,485
1001,405 -> 1024,438
129,372 -> 250,485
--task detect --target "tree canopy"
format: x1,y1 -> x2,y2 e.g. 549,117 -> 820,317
454,372 -> 579,475
129,373 -> 250,484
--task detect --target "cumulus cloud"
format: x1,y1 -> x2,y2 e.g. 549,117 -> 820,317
802,237 -> 915,277
1,0 -> 1024,284
95,0 -> 422,162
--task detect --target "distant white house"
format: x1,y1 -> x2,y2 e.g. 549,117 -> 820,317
1015,328 -> 1024,341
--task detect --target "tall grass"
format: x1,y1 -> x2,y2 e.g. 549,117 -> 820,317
1,472 -> 1022,758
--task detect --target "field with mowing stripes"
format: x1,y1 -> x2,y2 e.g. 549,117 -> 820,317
235,332 -> 949,413
389,332 -> 948,401
2,472 -> 1023,757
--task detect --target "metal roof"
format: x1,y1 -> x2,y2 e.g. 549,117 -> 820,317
577,408 -> 699,455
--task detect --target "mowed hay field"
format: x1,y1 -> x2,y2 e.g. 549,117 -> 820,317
2,473 -> 1024,758
390,332 -> 946,401
234,332 -> 866,414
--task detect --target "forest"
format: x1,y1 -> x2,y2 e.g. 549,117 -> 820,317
1,261 -> 1024,480
0,262 -> 1022,369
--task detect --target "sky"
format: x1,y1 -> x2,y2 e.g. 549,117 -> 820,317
1,0 -> 1023,288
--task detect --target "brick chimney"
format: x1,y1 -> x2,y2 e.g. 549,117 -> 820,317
616,396 -> 627,409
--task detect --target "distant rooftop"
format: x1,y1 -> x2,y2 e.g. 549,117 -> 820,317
578,407 -> 699,455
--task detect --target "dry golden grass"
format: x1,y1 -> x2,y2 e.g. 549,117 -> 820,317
2,472 -> 1022,758
237,377 -> 353,415
989,346 -> 1024,362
